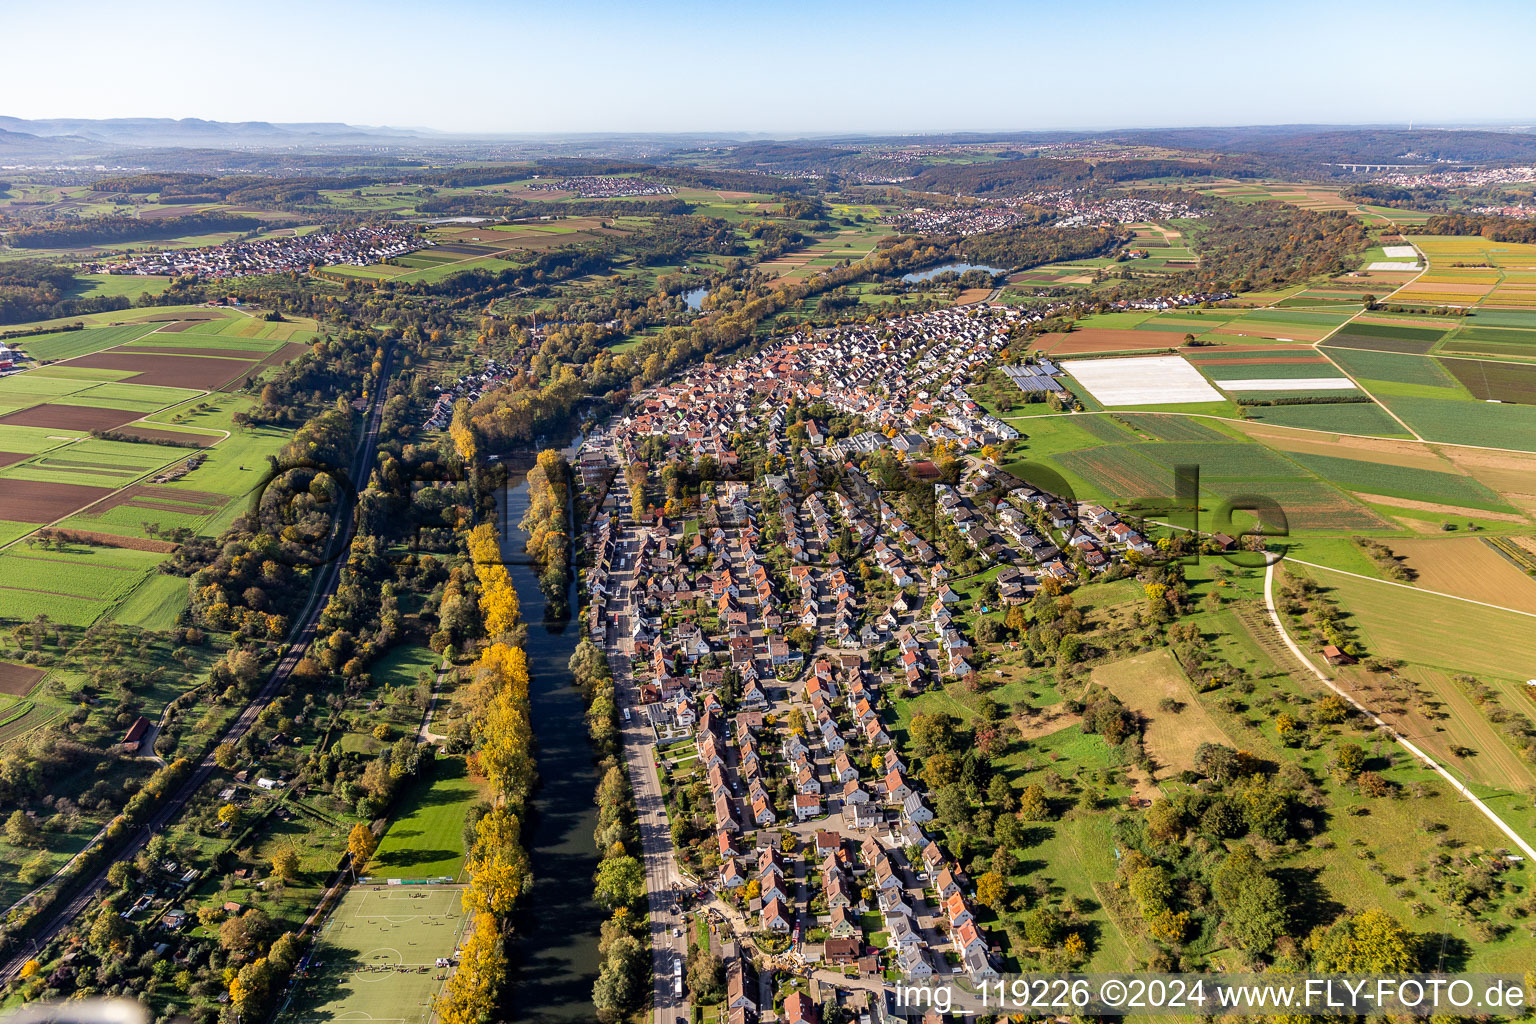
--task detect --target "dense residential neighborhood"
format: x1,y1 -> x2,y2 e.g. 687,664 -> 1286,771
524,176 -> 677,198
574,302 -> 1176,1022
86,224 -> 423,278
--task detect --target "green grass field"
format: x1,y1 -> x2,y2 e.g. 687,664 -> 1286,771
1325,347 -> 1464,389
68,274 -> 175,302
112,573 -> 191,630
277,885 -> 470,1024
1296,562 -> 1535,680
0,544 -> 165,618
372,757 -> 481,881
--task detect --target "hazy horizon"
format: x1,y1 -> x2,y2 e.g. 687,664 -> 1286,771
8,0 -> 1536,136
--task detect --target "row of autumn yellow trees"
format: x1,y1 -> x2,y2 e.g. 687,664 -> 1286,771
521,449 -> 571,604
437,520 -> 535,1024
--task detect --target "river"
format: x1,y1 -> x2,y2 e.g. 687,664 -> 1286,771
495,460 -> 601,1022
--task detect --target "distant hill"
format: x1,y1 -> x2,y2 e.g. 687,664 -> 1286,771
0,116 -> 441,149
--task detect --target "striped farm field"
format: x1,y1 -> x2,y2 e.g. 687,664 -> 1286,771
10,323 -> 161,362
1286,452 -> 1512,511
1454,311 -> 1536,329
0,545 -> 164,624
1205,477 -> 1390,530
1205,313 -> 1352,342
1327,321 -> 1448,354
111,572 -> 192,630
1481,289 -> 1536,307
1031,328 -> 1179,355
123,333 -> 285,354
1239,401 -> 1410,436
1053,445 -> 1172,499
1437,337 -> 1536,358
1196,360 -> 1341,381
1438,357 -> 1536,404
1117,415 -> 1228,442
1411,235 -> 1536,267
1390,289 -> 1489,305
1324,347 -> 1464,389
1138,440 -> 1309,479
1418,270 -> 1502,285
1376,395 -> 1536,451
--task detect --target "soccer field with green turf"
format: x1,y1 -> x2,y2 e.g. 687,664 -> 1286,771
276,886 -> 469,1024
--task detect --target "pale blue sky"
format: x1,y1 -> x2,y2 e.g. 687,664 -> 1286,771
6,0 -> 1534,134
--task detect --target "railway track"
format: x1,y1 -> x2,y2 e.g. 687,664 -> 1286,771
0,347 -> 395,981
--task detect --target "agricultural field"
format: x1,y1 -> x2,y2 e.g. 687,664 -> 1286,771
1185,347 -> 1359,398
1325,321 -> 1449,354
1281,561 -> 1536,802
1238,401 -> 1411,436
1381,394 -> 1536,451
1322,346 -> 1464,390
1438,356 -> 1536,403
1285,452 -> 1514,512
1062,355 -> 1223,405
1385,536 -> 1536,614
1290,561 -> 1536,682
1015,392 -> 1536,533
1436,324 -> 1536,359
0,306 -> 312,635
1400,235 -> 1536,308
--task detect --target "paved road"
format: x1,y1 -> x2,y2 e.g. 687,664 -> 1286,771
603,511 -> 691,1024
0,347 -> 396,980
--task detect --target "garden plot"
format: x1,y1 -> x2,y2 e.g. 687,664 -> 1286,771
1062,356 -> 1222,406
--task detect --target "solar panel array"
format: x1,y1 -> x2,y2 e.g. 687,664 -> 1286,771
1001,364 -> 1066,394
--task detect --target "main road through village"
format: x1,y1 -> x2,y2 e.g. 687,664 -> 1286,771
601,488 -> 691,1024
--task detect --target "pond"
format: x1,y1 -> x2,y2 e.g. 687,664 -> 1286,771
900,261 -> 1009,283
682,287 -> 707,311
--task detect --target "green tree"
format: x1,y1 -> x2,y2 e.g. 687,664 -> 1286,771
5,809 -> 39,848
594,855 -> 645,911
89,906 -> 130,955
686,947 -> 725,1002
1332,743 -> 1367,782
1022,906 -> 1063,949
594,933 -> 646,1022
1213,846 -> 1287,953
